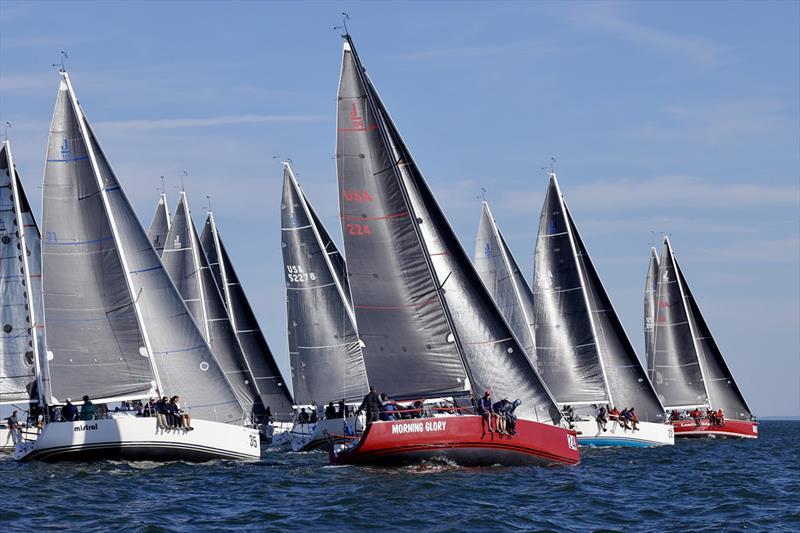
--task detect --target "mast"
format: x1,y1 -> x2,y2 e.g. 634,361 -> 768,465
665,237 -> 712,407
342,35 -> 476,399
3,140 -> 45,405
60,71 -> 164,397
553,174 -> 613,407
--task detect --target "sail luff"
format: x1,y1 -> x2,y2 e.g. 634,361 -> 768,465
60,72 -> 165,397
665,237 -> 712,407
183,193 -> 212,342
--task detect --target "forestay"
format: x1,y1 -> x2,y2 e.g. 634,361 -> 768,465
532,176 -> 608,405
281,163 -> 368,405
565,206 -> 664,422
147,194 -> 170,256
473,201 -> 537,365
42,73 -> 245,423
652,238 -> 709,409
162,193 -> 261,417
200,212 -> 295,420
0,142 -> 45,404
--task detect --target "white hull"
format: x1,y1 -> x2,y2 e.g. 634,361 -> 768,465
571,419 -> 674,447
13,416 -> 260,462
290,416 -> 362,452
0,428 -> 15,451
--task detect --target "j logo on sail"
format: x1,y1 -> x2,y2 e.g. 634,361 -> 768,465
350,103 -> 364,129
60,138 -> 70,157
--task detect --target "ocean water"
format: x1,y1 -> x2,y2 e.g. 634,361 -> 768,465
3,420 -> 798,532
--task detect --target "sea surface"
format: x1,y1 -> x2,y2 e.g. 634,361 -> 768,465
3,420 -> 798,532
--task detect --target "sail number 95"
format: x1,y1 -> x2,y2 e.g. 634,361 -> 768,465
347,223 -> 372,237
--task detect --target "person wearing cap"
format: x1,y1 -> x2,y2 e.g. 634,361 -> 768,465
79,395 -> 96,421
63,399 -> 78,422
477,390 -> 495,432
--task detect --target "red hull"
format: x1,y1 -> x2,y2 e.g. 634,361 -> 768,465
328,415 -> 580,467
672,418 -> 758,439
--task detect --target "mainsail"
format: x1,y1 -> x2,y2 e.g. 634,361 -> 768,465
651,237 -> 709,409
281,163 -> 368,404
644,247 -> 659,381
42,72 -> 245,423
162,192 -> 261,416
337,36 -> 560,423
653,238 -> 752,419
147,193 -> 170,256
200,211 -> 295,420
565,205 -> 664,421
0,141 -> 46,404
532,175 -> 608,405
473,201 -> 537,364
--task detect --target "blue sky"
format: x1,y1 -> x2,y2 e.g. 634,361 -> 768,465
1,1 -> 797,416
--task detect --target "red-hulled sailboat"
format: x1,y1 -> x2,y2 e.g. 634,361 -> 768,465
329,34 -> 579,467
646,238 -> 758,439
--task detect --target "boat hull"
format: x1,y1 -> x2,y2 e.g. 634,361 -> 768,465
329,415 -> 579,467
571,419 -> 674,447
14,416 -> 261,462
0,428 -> 15,451
290,416 -> 362,452
672,418 -> 758,439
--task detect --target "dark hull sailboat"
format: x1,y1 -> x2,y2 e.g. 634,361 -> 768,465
330,35 -> 577,467
329,415 -> 579,467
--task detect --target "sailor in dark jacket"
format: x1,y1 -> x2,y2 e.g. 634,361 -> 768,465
356,386 -> 382,424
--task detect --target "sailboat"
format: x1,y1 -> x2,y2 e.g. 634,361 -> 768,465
649,237 -> 757,438
280,162 -> 369,451
14,71 -> 260,462
161,191 -> 263,420
328,35 -> 579,467
0,140 -> 47,450
200,207 -> 295,433
147,192 -> 170,256
530,174 -> 673,446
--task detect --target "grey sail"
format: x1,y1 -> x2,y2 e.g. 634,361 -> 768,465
644,247 -> 659,381
651,238 -> 709,409
281,163 -> 368,405
675,252 -> 753,420
162,192 -> 261,417
565,206 -> 664,421
200,212 -> 295,420
0,141 -> 45,404
336,38 -> 468,399
473,201 -> 537,364
532,175 -> 608,405
147,194 -> 170,256
43,73 -> 245,423
339,36 -> 561,423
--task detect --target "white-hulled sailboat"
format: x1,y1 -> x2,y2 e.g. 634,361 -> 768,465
648,237 -> 757,438
280,162 -> 369,451
14,72 -> 260,462
200,207 -> 295,441
525,175 -> 673,446
0,140 -> 47,450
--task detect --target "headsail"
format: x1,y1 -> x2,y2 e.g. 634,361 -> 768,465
565,206 -> 664,421
674,245 -> 752,419
473,201 -> 537,364
338,36 -> 560,423
532,175 -> 608,405
644,247 -> 659,381
281,163 -> 368,404
42,73 -> 245,423
147,194 -> 170,256
200,212 -> 295,420
0,141 -> 45,404
162,192 -> 261,416
651,237 -> 709,409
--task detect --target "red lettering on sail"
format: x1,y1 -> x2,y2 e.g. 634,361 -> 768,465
350,103 -> 364,129
346,223 -> 372,237
342,190 -> 374,203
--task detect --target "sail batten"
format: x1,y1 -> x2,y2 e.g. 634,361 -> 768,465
281,163 -> 368,404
